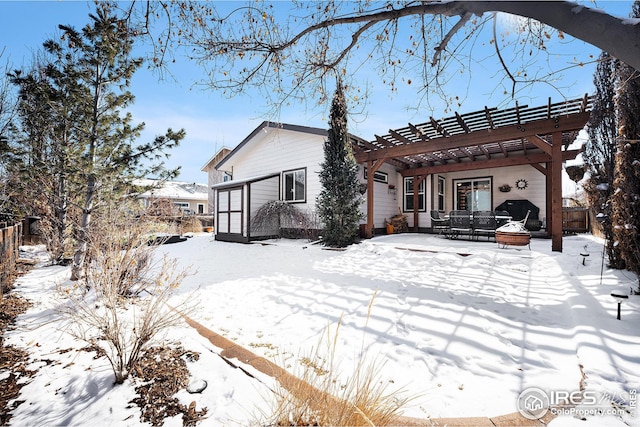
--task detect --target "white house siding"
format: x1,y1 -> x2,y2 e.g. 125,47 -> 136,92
394,174 -> 433,229
248,175 -> 280,238
359,162 -> 400,230
222,127 -> 326,215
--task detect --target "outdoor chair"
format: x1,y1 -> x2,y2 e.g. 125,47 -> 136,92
472,210 -> 497,241
430,210 -> 450,236
449,210 -> 472,239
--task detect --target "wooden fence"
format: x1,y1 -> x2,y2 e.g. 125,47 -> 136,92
562,207 -> 590,233
1,221 -> 23,297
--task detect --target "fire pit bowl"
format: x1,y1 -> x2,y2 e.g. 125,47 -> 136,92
495,219 -> 531,249
496,231 -> 531,247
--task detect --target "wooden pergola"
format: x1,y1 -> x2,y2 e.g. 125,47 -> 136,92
353,96 -> 593,252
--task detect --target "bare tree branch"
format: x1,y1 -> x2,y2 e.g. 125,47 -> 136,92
119,1 -> 640,113
431,11 -> 473,66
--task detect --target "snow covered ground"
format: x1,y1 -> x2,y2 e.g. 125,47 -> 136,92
4,233 -> 639,426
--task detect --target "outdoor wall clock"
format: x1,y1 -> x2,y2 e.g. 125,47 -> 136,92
515,178 -> 528,190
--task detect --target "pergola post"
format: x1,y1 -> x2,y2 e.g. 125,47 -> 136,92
366,160 -> 375,238
551,132 -> 564,252
545,161 -> 553,238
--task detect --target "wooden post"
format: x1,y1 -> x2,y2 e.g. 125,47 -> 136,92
551,132 -> 563,252
545,161 -> 553,238
413,175 -> 419,232
366,160 -> 375,238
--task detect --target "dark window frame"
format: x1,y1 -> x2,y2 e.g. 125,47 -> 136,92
403,176 -> 426,212
363,167 -> 389,184
282,167 -> 307,203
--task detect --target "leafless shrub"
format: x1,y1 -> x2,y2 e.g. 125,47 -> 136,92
62,213 -> 193,384
252,200 -> 319,240
180,216 -> 203,234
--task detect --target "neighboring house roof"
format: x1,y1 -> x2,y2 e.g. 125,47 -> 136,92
201,147 -> 233,172
136,179 -> 209,200
215,121 -> 367,171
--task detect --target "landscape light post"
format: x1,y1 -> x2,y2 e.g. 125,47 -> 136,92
611,292 -> 628,320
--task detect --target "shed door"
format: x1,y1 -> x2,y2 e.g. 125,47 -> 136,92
217,186 -> 244,239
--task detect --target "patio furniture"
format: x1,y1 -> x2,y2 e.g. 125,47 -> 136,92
430,210 -> 450,235
449,210 -> 472,239
472,211 -> 497,241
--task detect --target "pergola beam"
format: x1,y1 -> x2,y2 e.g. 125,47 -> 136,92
399,149 -> 581,176
355,112 -> 590,163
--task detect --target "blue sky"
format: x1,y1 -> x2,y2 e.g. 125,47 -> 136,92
0,1 -> 635,185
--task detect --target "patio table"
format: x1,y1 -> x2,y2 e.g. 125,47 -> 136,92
443,212 -> 512,221
443,211 -> 512,240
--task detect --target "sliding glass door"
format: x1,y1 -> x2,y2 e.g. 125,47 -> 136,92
454,177 -> 492,211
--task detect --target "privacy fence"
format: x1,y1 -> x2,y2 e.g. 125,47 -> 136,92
1,221 -> 22,296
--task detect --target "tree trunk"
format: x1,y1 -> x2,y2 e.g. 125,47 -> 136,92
70,174 -> 96,281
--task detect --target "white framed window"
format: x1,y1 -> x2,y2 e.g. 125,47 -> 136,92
437,176 -> 446,212
197,203 -> 205,214
283,168 -> 306,203
403,177 -> 426,212
453,177 -> 492,211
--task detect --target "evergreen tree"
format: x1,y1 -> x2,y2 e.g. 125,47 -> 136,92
610,1 -> 640,291
316,81 -> 363,247
584,52 -> 625,268
7,4 -> 184,271
8,60 -> 77,260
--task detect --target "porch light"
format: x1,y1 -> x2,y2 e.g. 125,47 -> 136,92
611,291 -> 629,320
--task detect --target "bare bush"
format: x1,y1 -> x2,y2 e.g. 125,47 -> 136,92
62,214 -> 192,384
180,216 -> 203,234
251,200 -> 319,240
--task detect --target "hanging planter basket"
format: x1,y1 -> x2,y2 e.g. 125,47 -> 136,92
565,165 -> 586,183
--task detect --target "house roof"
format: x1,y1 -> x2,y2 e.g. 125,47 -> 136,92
215,121 -> 367,171
201,146 -> 233,172
136,179 -> 209,200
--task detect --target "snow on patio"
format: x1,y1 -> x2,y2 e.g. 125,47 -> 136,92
4,233 -> 639,426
